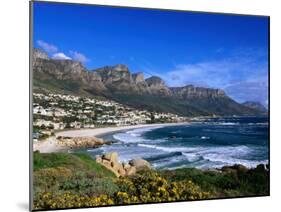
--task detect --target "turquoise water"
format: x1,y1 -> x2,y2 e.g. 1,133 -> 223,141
84,116 -> 269,170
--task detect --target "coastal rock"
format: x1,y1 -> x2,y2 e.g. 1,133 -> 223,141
96,152 -> 151,177
57,136 -> 109,149
118,167 -> 126,176
103,152 -> 118,162
123,163 -> 131,170
96,156 -> 102,163
126,166 -> 137,176
129,158 -> 151,171
221,164 -> 248,174
111,160 -> 122,170
101,159 -> 111,167
233,164 -> 248,172
256,164 -> 266,172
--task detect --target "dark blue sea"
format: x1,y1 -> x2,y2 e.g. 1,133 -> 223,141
85,116 -> 269,170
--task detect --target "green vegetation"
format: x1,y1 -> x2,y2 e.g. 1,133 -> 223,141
34,151 -> 115,177
160,166 -> 269,197
33,152 -> 269,210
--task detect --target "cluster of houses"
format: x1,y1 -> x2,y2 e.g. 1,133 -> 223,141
33,92 -> 187,140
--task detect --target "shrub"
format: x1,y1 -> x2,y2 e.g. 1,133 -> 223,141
114,170 -> 210,204
60,173 -> 119,197
32,152 -> 268,210
33,167 -> 73,193
33,192 -> 114,210
161,166 -> 269,197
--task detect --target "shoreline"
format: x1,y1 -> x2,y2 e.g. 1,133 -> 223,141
33,136 -> 69,153
33,122 -> 189,153
55,122 -> 189,138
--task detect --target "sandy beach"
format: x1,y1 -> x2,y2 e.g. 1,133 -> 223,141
33,136 -> 69,153
56,122 -> 188,138
33,122 -> 189,153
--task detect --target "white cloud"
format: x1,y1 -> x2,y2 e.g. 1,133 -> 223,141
37,40 -> 58,53
160,48 -> 268,105
163,56 -> 267,89
69,51 -> 89,63
225,81 -> 268,106
52,52 -> 71,60
36,40 -> 90,63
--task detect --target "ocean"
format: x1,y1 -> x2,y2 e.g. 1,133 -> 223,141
83,116 -> 269,170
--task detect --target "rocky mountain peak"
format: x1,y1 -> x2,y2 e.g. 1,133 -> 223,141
132,72 -> 145,84
60,60 -> 85,75
33,48 -> 49,61
112,64 -> 129,72
93,64 -> 132,87
145,76 -> 171,96
32,49 -> 265,116
145,76 -> 165,86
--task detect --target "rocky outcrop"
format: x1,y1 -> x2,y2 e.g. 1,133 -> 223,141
33,48 -> 49,61
56,136 -> 112,148
132,72 -> 145,84
221,164 -> 248,174
96,152 -> 151,177
91,64 -> 139,92
129,158 -> 151,170
33,49 -> 106,92
95,64 -> 132,84
219,163 -> 269,175
145,76 -> 172,96
171,85 -> 226,99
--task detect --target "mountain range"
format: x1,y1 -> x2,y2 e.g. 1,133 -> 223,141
32,48 -> 267,116
242,101 -> 268,113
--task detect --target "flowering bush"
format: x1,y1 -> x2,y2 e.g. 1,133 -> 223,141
33,171 -> 209,210
33,192 -> 114,210
33,152 -> 270,210
115,171 -> 210,204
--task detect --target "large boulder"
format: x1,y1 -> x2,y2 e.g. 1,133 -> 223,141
129,158 -> 151,170
233,164 -> 248,172
256,164 -> 266,172
96,155 -> 102,163
221,164 -> 248,174
118,167 -> 126,176
126,166 -> 137,176
102,152 -> 118,162
123,163 -> 131,170
96,153 -> 151,177
57,136 -> 107,148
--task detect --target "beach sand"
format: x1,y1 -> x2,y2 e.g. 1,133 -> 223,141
33,136 -> 69,153
33,122 -> 188,153
56,122 -> 188,138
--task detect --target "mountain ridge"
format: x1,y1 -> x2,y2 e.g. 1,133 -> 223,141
242,101 -> 267,113
33,48 -> 266,116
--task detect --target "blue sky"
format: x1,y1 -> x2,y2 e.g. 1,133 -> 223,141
33,2 -> 269,106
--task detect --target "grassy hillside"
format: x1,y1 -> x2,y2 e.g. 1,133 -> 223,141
32,152 -> 269,210
34,151 -> 115,178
